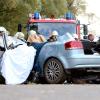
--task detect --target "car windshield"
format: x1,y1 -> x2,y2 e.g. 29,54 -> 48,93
29,22 -> 76,39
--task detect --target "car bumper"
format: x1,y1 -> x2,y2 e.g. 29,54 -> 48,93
63,54 -> 100,69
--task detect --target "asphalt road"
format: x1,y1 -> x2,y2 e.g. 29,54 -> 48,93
0,84 -> 100,100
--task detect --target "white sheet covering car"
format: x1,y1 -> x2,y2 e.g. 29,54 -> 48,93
1,44 -> 36,84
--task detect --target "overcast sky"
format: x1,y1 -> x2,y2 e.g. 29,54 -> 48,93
77,0 -> 100,35
86,0 -> 100,35
86,0 -> 100,17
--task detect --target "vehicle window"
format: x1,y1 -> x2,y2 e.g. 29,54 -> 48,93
29,22 -> 76,39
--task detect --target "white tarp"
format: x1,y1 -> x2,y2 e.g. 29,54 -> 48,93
1,44 -> 36,84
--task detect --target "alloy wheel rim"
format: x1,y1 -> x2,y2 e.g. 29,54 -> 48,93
46,60 -> 61,81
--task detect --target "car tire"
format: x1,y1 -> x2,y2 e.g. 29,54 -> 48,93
44,58 -> 66,84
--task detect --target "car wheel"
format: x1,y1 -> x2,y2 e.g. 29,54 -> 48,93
44,58 -> 66,84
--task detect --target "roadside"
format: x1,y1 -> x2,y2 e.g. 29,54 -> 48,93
0,84 -> 100,100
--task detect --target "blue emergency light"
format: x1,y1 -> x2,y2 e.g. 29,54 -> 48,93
65,11 -> 75,20
33,12 -> 40,19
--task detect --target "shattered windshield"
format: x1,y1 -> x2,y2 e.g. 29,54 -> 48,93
29,22 -> 76,39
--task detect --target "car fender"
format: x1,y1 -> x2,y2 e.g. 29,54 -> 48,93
38,42 -> 69,73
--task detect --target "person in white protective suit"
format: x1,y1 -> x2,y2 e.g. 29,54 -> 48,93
48,30 -> 58,42
14,32 -> 26,42
0,27 -> 13,48
0,27 -> 37,84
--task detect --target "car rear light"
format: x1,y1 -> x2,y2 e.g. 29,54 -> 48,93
64,41 -> 83,49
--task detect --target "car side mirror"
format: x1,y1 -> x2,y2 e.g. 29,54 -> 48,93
83,25 -> 88,35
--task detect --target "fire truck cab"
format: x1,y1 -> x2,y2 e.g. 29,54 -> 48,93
27,12 -> 79,40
